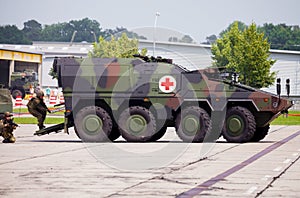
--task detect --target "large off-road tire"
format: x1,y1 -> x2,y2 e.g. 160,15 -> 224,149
118,106 -> 156,142
74,124 -> 120,141
74,106 -> 113,142
251,124 -> 270,142
175,106 -> 212,142
11,89 -> 25,99
222,106 -> 256,143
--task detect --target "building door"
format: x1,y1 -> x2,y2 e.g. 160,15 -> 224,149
0,60 -> 10,88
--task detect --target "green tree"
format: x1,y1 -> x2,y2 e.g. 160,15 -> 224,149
219,21 -> 247,37
211,21 -> 276,88
40,23 -> 68,42
22,20 -> 42,41
68,18 -> 102,42
0,25 -> 31,44
289,25 -> 300,50
50,33 -> 147,79
205,34 -> 217,44
103,27 -> 147,40
260,23 -> 300,51
41,18 -> 102,43
88,33 -> 147,58
180,35 -> 194,43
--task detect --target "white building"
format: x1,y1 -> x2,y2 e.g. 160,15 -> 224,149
1,41 -> 299,97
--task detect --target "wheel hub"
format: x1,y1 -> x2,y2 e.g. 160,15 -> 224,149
228,117 -> 242,133
183,116 -> 199,135
127,115 -> 147,134
83,115 -> 103,134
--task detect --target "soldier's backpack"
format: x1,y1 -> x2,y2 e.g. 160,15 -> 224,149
26,97 -> 35,110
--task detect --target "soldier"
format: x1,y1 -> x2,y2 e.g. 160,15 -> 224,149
27,91 -> 51,130
0,112 -> 18,143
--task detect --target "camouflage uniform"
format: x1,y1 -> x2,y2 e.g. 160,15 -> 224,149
0,112 -> 17,143
27,91 -> 50,130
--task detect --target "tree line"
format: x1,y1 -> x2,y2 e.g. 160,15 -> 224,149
1,18 -> 299,51
0,18 -> 146,44
205,21 -> 300,51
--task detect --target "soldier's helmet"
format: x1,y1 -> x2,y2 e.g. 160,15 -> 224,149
4,112 -> 13,117
36,91 -> 44,98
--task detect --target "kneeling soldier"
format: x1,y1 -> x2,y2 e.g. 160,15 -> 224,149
0,112 -> 18,143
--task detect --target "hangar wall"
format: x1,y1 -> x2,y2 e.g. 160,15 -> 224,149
0,48 -> 42,88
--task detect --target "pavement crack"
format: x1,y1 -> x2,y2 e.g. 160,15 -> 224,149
0,145 -> 98,166
255,154 -> 300,197
269,126 -> 288,134
104,178 -> 154,198
155,176 -> 190,185
104,145 -> 240,197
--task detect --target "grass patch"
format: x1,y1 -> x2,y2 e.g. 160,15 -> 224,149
13,117 -> 64,124
13,107 -> 64,124
13,107 -> 64,115
271,111 -> 300,125
12,108 -> 300,125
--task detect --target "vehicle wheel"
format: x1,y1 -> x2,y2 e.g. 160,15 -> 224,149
222,106 -> 256,143
175,106 -> 212,142
251,124 -> 269,142
75,113 -> 120,141
12,89 -> 24,99
118,106 -> 156,142
74,106 -> 113,142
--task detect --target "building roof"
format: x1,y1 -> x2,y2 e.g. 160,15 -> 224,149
0,47 -> 43,63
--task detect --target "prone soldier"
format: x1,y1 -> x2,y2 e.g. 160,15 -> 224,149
0,112 -> 18,143
27,91 -> 51,130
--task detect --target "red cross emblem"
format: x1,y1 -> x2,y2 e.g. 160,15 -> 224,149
159,75 -> 176,93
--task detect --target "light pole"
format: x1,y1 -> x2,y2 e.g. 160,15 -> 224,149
153,12 -> 160,57
91,31 -> 97,43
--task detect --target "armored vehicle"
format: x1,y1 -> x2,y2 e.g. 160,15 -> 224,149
10,70 -> 38,99
35,56 -> 293,143
0,85 -> 13,119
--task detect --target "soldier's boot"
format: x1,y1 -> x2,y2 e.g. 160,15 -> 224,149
2,139 -> 10,143
38,125 -> 46,130
2,139 -> 9,143
3,136 -> 16,143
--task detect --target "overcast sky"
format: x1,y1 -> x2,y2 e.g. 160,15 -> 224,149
1,0 -> 300,43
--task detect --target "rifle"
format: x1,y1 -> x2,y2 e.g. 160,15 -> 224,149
6,119 -> 19,128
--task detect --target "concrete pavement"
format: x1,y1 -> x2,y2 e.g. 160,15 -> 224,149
0,125 -> 300,197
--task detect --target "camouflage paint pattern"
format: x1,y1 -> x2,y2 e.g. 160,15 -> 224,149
55,56 -> 292,127
50,56 -> 293,143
